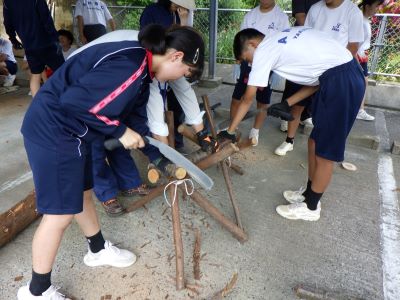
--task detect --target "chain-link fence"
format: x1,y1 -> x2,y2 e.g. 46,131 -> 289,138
72,5 -> 400,81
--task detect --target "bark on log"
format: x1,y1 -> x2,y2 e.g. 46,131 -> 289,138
125,185 -> 166,212
165,111 -> 175,148
193,229 -> 201,280
196,143 -> 239,170
188,190 -> 248,243
0,191 -> 40,248
170,186 -> 185,290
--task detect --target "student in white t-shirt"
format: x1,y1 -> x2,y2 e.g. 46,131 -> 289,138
58,29 -> 77,60
356,0 -> 384,121
231,0 -> 290,146
0,38 -> 17,86
74,0 -> 116,44
218,27 -> 365,221
305,0 -> 364,56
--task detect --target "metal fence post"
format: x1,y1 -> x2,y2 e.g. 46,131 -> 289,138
208,0 -> 218,79
370,15 -> 388,76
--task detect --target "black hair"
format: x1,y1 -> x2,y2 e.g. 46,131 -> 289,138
358,0 -> 384,9
58,29 -> 74,45
158,0 -> 172,10
233,28 -> 265,61
139,24 -> 205,81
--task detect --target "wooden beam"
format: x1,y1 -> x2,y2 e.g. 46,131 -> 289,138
177,124 -> 198,144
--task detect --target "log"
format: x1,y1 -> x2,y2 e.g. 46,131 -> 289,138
147,164 -> 187,184
226,161 -> 244,176
193,229 -> 201,280
188,190 -> 248,243
201,95 -> 217,137
165,111 -> 175,148
177,124 -> 198,144
125,185 -> 166,212
221,162 -> 243,229
0,191 -> 40,248
197,143 -> 239,170
187,149 -> 209,164
170,186 -> 185,290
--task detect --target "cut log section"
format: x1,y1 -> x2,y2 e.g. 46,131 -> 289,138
0,191 -> 40,248
147,164 -> 187,184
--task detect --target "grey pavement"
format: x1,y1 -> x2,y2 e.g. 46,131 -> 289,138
0,83 -> 399,299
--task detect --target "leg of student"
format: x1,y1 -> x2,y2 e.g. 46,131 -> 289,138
253,102 -> 268,129
91,137 -> 124,217
231,61 -> 249,124
32,214 -> 74,274
30,73 -> 42,97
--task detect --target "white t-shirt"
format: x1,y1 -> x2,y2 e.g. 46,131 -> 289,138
248,27 -> 353,87
74,0 -> 113,27
62,45 -> 77,60
0,38 -> 16,63
305,0 -> 364,46
241,5 -> 290,36
358,16 -> 371,57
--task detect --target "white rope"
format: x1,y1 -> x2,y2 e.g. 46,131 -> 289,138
225,156 -> 232,167
163,179 -> 194,207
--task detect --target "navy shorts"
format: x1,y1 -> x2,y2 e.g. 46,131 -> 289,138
310,59 -> 365,162
282,80 -> 314,107
5,60 -> 18,75
24,138 -> 93,215
360,62 -> 369,77
232,61 -> 272,104
25,43 -> 64,74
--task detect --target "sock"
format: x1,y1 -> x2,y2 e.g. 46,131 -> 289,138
286,136 -> 294,144
86,230 -> 105,253
302,179 -> 312,198
305,188 -> 323,211
29,270 -> 51,296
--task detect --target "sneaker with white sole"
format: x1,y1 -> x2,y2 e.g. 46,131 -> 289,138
249,128 -> 259,146
17,283 -> 71,300
280,120 -> 288,132
276,202 -> 320,221
3,74 -> 16,87
356,109 -> 375,121
83,240 -> 136,268
275,141 -> 294,156
283,186 -> 306,203
300,117 -> 313,126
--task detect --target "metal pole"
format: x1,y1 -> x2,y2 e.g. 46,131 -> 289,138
208,0 -> 218,79
370,15 -> 387,76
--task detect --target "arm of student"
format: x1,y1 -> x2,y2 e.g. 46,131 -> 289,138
228,85 -> 257,132
108,19 -> 116,31
36,0 -> 58,41
77,16 -> 87,44
347,43 -> 359,57
59,57 -> 144,140
286,85 -> 319,106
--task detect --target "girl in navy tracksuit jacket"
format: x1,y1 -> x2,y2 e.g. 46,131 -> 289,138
17,25 -> 204,299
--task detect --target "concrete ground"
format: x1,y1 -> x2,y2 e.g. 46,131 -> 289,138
1,83 -> 399,300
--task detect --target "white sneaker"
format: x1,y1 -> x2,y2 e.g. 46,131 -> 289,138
275,141 -> 294,156
357,109 -> 375,121
283,186 -> 306,203
280,120 -> 288,132
249,128 -> 259,146
83,240 -> 136,268
3,74 -> 16,87
300,117 -> 313,126
17,283 -> 71,300
276,202 -> 320,221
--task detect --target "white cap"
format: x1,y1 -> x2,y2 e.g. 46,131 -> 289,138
171,0 -> 196,10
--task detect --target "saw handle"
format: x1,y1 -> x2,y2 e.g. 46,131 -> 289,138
104,136 -> 149,151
